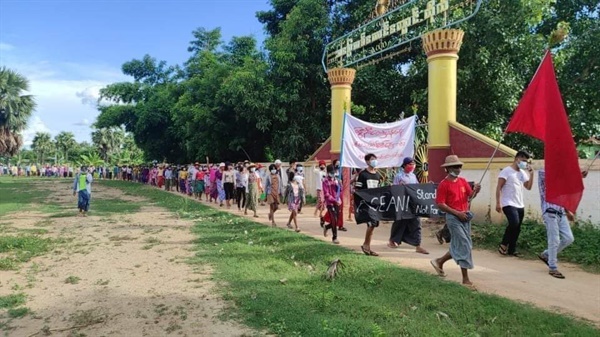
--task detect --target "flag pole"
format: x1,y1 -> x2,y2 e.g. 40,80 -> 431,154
477,132 -> 507,186
585,150 -> 600,172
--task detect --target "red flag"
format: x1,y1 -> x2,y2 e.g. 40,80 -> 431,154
506,51 -> 583,212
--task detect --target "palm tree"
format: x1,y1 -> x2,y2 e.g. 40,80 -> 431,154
55,131 -> 76,162
31,132 -> 52,165
92,127 -> 125,163
0,67 -> 36,156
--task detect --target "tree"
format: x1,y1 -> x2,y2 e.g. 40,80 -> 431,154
31,132 -> 52,164
0,67 -> 36,156
54,131 -> 76,162
91,127 -> 125,163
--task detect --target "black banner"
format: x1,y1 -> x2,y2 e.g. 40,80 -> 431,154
354,184 -> 442,224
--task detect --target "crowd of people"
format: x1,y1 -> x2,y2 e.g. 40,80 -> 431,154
5,149 -> 590,284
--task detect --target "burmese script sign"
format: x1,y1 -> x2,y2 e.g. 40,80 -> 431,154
354,184 -> 442,223
341,114 -> 415,169
322,0 -> 483,71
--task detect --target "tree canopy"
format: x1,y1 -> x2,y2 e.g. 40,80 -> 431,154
95,0 -> 600,162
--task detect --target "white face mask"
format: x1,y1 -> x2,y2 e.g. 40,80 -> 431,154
518,161 -> 528,170
369,160 -> 378,168
298,167 -> 303,173
250,168 -> 255,172
271,169 -> 277,174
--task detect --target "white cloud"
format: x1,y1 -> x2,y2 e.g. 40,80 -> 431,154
0,47 -> 128,146
0,42 -> 15,51
21,115 -> 53,148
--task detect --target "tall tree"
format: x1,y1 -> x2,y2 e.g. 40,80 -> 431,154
54,131 -> 76,162
31,132 -> 52,164
0,67 -> 36,156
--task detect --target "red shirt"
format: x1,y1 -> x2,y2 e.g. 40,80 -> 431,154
435,177 -> 473,212
196,171 -> 205,180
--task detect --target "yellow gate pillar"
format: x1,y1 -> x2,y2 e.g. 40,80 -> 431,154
421,29 -> 465,182
327,68 -> 356,225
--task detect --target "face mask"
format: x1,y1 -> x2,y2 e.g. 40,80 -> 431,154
319,166 -> 325,170
334,172 -> 339,177
448,169 -> 460,178
250,168 -> 255,172
404,164 -> 415,173
328,173 -> 335,178
518,161 -> 528,170
271,169 -> 277,174
370,160 -> 378,168
298,167 -> 303,173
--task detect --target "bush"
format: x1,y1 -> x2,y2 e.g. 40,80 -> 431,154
472,219 -> 600,271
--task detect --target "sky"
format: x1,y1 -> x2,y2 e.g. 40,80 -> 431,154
0,0 -> 270,147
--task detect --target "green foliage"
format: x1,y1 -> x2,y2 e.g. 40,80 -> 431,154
31,132 -> 53,164
0,67 -> 36,156
472,219 -> 600,272
65,276 -> 81,284
7,307 -> 30,318
0,294 -> 26,309
94,0 -> 598,162
0,235 -> 54,270
104,180 -> 599,336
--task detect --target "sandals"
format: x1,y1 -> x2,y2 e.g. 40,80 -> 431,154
295,229 -> 301,233
549,270 -> 565,279
286,223 -> 293,229
498,245 -> 508,256
430,260 -> 446,277
537,254 -> 549,266
339,227 -> 348,232
387,242 -> 399,249
435,231 -> 444,245
360,245 -> 378,256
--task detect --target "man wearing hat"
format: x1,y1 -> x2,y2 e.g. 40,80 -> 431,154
389,157 -> 429,254
430,155 -> 481,287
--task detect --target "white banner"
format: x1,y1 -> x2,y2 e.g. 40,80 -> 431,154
341,114 -> 416,168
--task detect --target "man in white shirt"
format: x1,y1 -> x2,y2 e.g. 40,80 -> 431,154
496,151 -> 534,256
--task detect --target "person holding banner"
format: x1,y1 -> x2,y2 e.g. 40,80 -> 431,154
356,153 -> 383,256
430,155 -> 481,287
389,157 -> 429,254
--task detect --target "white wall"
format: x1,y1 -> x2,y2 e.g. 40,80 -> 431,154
462,160 -> 600,226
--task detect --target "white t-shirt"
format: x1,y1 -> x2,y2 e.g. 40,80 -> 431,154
499,166 -> 530,208
314,168 -> 326,190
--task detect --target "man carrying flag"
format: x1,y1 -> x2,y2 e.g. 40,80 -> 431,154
505,50 -> 585,278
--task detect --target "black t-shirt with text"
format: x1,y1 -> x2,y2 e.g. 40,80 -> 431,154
355,170 -> 382,190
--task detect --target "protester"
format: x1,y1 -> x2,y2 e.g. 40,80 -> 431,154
313,159 -> 327,219
73,166 -> 93,216
244,163 -> 260,218
355,153 -> 383,256
266,163 -> 282,226
203,166 -> 211,201
164,166 -> 173,191
236,165 -> 247,211
179,167 -> 188,194
322,164 -> 341,244
222,163 -> 236,208
283,171 -> 303,232
537,169 -> 586,279
389,157 -> 429,254
216,163 -> 226,206
496,151 -> 534,256
430,155 -> 481,287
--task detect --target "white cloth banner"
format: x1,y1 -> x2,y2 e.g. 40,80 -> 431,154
341,114 -> 416,168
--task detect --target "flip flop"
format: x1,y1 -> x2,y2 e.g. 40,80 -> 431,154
549,270 -> 565,279
538,254 -> 549,266
369,250 -> 379,256
430,259 -> 446,277
360,245 -> 370,256
498,245 -> 508,256
387,242 -> 399,249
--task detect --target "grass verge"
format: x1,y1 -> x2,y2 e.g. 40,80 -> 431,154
472,219 -> 600,273
0,235 -> 54,270
104,180 -> 598,337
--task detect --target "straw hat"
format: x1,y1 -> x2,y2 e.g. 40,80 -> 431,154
440,155 -> 464,167
248,162 -> 256,168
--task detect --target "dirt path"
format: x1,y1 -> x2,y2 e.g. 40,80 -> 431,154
197,195 -> 600,326
0,181 -> 261,337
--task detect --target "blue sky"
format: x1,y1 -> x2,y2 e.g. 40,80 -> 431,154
0,0 -> 270,146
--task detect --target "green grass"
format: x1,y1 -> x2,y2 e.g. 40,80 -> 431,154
0,179 -> 52,217
65,276 -> 81,284
0,294 -> 26,309
104,180 -> 599,337
0,235 -> 54,270
7,307 -> 30,318
89,198 -> 143,215
472,219 -> 600,273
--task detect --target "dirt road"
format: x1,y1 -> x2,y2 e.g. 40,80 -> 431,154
0,181 -> 261,337
205,197 -> 600,326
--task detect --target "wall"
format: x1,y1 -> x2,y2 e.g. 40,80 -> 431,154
461,159 -> 600,226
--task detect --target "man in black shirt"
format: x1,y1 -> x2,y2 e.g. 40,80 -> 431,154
354,153 -> 382,256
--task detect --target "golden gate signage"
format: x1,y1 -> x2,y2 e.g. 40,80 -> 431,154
322,0 -> 483,71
